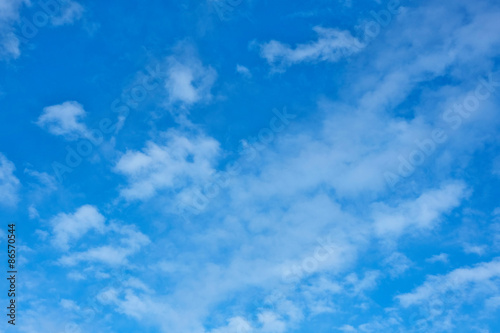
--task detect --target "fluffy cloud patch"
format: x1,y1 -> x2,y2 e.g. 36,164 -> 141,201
50,205 -> 105,250
36,101 -> 90,140
48,206 -> 150,266
164,47 -> 217,106
58,225 -> 150,266
114,129 -> 221,201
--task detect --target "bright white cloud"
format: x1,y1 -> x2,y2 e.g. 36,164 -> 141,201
36,101 -> 90,140
259,26 -> 364,69
114,129 -> 220,201
372,182 -> 467,236
49,205 -> 105,250
0,153 -> 20,207
50,208 -> 150,266
164,47 -> 217,106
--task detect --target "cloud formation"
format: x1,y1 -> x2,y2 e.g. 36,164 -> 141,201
0,0 -> 26,59
0,153 -> 20,207
49,204 -> 105,250
36,101 -> 90,140
0,0 -> 85,60
114,129 -> 220,201
259,27 -> 364,69
164,46 -> 217,106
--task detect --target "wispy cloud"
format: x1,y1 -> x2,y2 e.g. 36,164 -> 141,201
0,153 -> 20,207
51,0 -> 85,26
0,0 -> 27,59
258,26 -> 364,70
0,0 -> 85,60
397,258 -> 500,308
372,182 -> 468,236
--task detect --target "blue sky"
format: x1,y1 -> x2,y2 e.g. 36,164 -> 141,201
1,0 -> 500,332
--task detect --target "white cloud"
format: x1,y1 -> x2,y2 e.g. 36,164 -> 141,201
164,46 -> 217,106
114,129 -> 220,201
60,299 -> 80,311
0,0 -> 27,59
0,153 -> 20,207
209,316 -> 252,333
463,244 -> 488,255
236,64 -> 251,78
426,253 -> 449,264
259,26 -> 364,69
48,207 -> 150,266
36,101 -> 90,140
96,288 -> 201,332
397,258 -> 500,308
345,270 -> 381,295
0,0 -> 84,60
337,325 -> 357,332
0,0 -> 25,22
210,312 -> 287,333
51,0 -> 84,26
67,271 -> 85,281
58,223 -> 150,266
383,252 -> 413,277
257,311 -> 286,333
25,168 -> 57,191
28,205 -> 39,219
372,182 -> 467,236
485,295 -> 500,310
123,277 -> 152,293
49,205 -> 105,250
